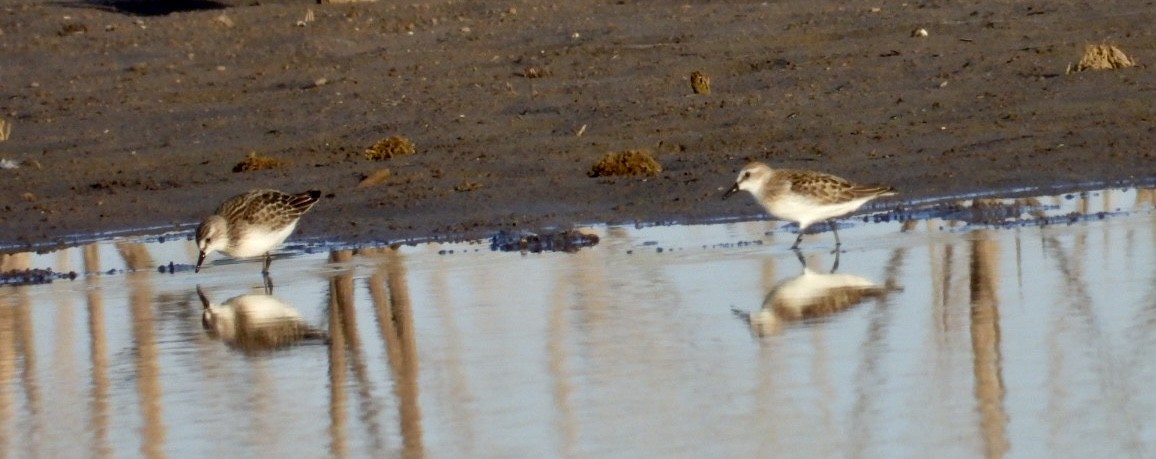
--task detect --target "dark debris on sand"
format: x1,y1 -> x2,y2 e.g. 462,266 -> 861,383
490,229 -> 600,253
1,268 -> 77,287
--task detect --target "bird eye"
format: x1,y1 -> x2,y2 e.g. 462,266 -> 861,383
205,238 -> 212,244
743,172 -> 751,179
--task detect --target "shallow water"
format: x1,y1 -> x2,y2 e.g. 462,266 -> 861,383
2,187 -> 1155,458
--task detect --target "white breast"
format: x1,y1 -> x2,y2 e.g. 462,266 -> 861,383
224,222 -> 298,258
766,195 -> 875,230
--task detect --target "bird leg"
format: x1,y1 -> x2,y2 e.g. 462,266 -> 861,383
263,273 -> 274,295
792,247 -> 806,267
262,252 -> 272,274
829,249 -> 841,273
790,232 -> 805,250
829,220 -> 842,254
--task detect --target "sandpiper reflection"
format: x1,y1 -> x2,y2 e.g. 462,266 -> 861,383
196,286 -> 328,353
734,252 -> 895,336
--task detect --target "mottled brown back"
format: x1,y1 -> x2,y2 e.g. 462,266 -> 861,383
778,169 -> 896,205
216,189 -> 321,232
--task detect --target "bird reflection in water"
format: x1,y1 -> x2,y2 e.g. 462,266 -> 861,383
734,251 -> 897,337
196,285 -> 328,353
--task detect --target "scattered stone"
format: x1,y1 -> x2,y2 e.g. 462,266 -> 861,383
911,28 -> 928,38
522,67 -> 551,78
215,14 -> 234,28
453,181 -> 483,192
59,22 -> 87,36
357,168 -> 392,188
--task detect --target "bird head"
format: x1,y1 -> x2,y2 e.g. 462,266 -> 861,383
722,162 -> 773,200
195,215 -> 229,272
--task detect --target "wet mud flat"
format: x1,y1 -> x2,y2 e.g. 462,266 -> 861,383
0,0 -> 1154,251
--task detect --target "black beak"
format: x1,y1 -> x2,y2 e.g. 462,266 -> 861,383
195,250 -> 207,273
195,285 -> 210,309
722,182 -> 741,200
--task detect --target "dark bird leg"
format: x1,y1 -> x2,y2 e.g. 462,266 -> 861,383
829,249 -> 841,274
829,220 -> 842,254
790,231 -> 805,250
262,252 -> 272,274
263,274 -> 274,295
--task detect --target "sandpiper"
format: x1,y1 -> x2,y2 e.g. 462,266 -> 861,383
733,251 -> 893,336
196,285 -> 327,352
195,189 -> 321,273
722,162 -> 895,249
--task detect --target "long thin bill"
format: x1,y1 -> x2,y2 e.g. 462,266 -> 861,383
722,183 -> 741,200
195,251 -> 207,273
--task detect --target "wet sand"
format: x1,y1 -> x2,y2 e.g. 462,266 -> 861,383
0,0 -> 1152,250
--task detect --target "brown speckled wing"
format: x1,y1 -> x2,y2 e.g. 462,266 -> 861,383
217,189 -> 321,231
782,170 -> 895,205
780,170 -> 854,205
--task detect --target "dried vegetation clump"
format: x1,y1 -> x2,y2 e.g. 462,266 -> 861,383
690,71 -> 711,95
365,135 -> 416,160
233,152 -> 288,172
1074,44 -> 1136,72
588,150 -> 663,177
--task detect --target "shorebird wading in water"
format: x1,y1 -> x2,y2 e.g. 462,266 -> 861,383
195,189 -> 321,274
722,162 -> 895,250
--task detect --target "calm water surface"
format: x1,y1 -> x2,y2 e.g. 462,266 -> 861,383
1,188 -> 1155,458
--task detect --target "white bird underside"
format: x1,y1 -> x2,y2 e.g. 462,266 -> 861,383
765,194 -> 878,230
223,222 -> 298,258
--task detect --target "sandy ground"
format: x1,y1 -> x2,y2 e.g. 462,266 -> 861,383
0,0 -> 1153,250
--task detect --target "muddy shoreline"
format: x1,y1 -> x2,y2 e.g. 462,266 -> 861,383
1,0 -> 1152,252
